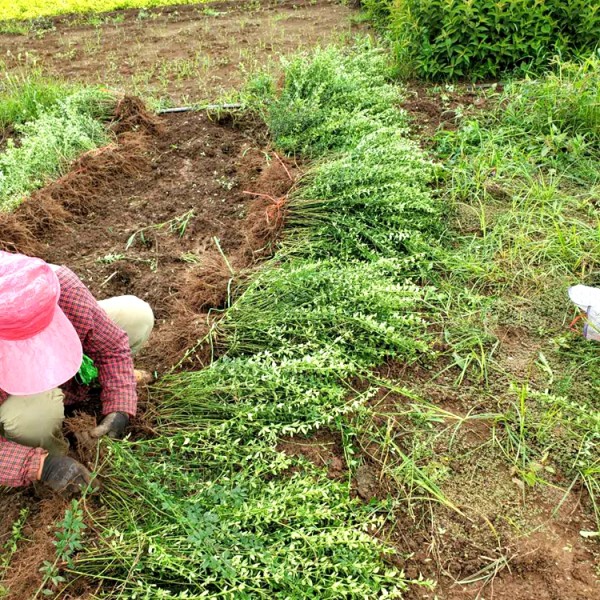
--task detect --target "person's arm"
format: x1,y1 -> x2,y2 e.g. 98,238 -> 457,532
0,437 -> 45,487
0,436 -> 94,492
86,310 -> 137,417
56,268 -> 137,417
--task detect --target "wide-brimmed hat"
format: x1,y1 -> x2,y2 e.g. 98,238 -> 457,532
0,252 -> 83,395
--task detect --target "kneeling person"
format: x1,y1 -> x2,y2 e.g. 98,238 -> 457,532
0,252 -> 154,494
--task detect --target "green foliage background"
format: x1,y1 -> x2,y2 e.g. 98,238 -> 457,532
363,0 -> 600,80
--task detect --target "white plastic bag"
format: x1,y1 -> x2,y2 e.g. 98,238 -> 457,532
568,285 -> 600,341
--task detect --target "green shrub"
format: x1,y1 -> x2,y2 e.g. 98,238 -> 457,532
370,0 -> 600,80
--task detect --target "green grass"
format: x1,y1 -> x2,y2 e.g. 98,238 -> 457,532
0,87 -> 114,211
429,55 -> 600,521
436,55 -> 600,289
0,71 -> 74,128
0,0 -> 213,21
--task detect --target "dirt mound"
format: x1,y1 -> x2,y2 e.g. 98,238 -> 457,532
3,103 -> 297,374
0,211 -> 40,255
112,95 -> 164,137
32,135 -> 150,217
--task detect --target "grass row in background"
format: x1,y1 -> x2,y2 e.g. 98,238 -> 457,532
0,0 -> 211,21
67,43 -> 443,598
431,55 -> 600,518
362,0 -> 600,80
0,73 -> 114,211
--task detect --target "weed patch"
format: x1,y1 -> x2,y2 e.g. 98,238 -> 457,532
430,55 -> 600,531
0,71 -> 73,128
0,88 -> 114,210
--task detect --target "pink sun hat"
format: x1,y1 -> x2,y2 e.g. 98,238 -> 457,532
0,252 -> 83,396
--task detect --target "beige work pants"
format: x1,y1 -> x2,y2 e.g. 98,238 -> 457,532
0,295 -> 153,455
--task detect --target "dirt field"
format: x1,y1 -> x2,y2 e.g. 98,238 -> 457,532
0,2 -> 598,596
1,98 -> 298,370
0,0 -> 364,103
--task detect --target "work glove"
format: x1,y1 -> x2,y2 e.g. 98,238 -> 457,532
90,412 -> 130,440
40,456 -> 93,495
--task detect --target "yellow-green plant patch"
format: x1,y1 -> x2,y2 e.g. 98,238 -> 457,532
0,0 -> 212,21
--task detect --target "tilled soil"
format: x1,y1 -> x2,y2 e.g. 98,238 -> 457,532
0,0 -> 363,103
1,97 -> 298,373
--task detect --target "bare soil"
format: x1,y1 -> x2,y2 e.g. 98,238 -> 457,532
1,97 -> 298,375
0,0 -> 364,104
402,83 -> 496,145
277,430 -> 347,480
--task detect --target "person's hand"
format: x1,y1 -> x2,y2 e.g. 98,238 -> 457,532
90,412 -> 130,440
40,455 -> 95,495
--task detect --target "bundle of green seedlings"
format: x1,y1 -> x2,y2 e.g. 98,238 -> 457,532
67,43 -> 442,598
429,55 -> 600,521
0,75 -> 114,210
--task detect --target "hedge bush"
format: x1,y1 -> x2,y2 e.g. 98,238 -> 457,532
364,0 -> 600,80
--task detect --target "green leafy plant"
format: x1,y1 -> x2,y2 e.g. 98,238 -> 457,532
365,0 -> 600,80
263,42 -> 407,156
35,500 -> 87,598
286,128 -> 442,262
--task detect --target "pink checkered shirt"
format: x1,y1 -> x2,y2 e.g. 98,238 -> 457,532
0,266 -> 137,487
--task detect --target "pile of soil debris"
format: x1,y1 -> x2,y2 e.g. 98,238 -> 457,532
0,96 -> 298,599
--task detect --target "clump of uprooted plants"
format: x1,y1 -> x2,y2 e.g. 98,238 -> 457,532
55,42 -> 444,599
